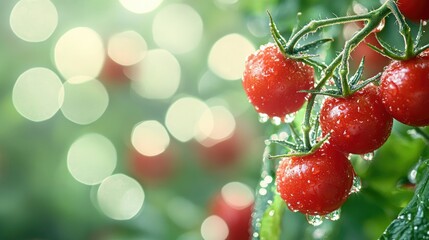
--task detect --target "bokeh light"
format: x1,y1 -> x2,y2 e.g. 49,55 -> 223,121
197,105 -> 236,145
131,120 -> 170,157
221,182 -> 254,210
201,215 -> 229,240
119,0 -> 163,14
129,49 -> 180,99
208,33 -> 255,80
97,174 -> 145,220
152,4 -> 203,54
54,27 -> 105,82
12,67 -> 63,122
9,0 -> 58,42
165,97 -> 212,142
108,31 -> 147,66
60,78 -> 109,125
67,133 -> 117,185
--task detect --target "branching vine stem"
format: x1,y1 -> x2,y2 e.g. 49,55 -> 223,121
282,0 -> 394,150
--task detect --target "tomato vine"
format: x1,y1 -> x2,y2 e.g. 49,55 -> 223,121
244,0 -> 429,238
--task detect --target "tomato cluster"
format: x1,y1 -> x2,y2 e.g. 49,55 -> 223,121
243,40 -> 429,216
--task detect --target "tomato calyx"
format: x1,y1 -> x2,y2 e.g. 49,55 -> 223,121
267,133 -> 330,159
303,59 -> 382,98
367,1 -> 429,61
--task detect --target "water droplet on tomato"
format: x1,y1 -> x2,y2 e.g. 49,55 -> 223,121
271,116 -> 282,125
325,209 -> 341,221
306,214 -> 323,226
258,113 -> 269,123
360,152 -> 374,161
284,113 -> 295,123
387,82 -> 399,97
350,176 -> 362,194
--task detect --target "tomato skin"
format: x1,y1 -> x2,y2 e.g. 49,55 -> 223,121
320,85 -> 393,154
242,43 -> 314,118
397,0 -> 429,22
276,144 -> 354,215
380,51 -> 429,126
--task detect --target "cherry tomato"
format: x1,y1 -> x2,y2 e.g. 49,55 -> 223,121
320,85 -> 393,154
380,50 -> 429,126
242,43 -> 314,118
210,186 -> 253,240
350,34 -> 391,78
397,0 -> 429,22
276,143 -> 354,215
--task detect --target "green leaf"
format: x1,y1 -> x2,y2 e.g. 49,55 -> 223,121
268,11 -> 288,55
260,193 -> 286,240
349,57 -> 365,86
379,160 -> 429,240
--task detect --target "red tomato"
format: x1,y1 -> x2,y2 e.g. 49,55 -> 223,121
380,50 -> 429,126
128,148 -> 176,186
397,0 -> 429,22
350,34 -> 391,78
242,43 -> 314,118
276,143 -> 354,215
320,85 -> 393,154
210,191 -> 253,240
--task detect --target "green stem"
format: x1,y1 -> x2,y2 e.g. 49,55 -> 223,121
287,13 -> 371,53
296,1 -> 393,149
386,0 -> 414,59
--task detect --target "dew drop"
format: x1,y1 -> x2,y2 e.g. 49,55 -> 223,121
264,139 -> 271,146
407,213 -> 412,221
253,232 -> 259,238
375,18 -> 385,32
271,116 -> 282,125
268,210 -> 275,217
306,214 -> 323,226
350,176 -> 362,194
423,20 -> 428,26
284,113 -> 296,123
360,152 -> 374,161
409,169 -> 418,184
278,131 -> 289,140
259,113 -> 269,123
325,209 -> 341,221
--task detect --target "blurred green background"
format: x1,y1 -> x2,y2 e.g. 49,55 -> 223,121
0,0 -> 428,239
